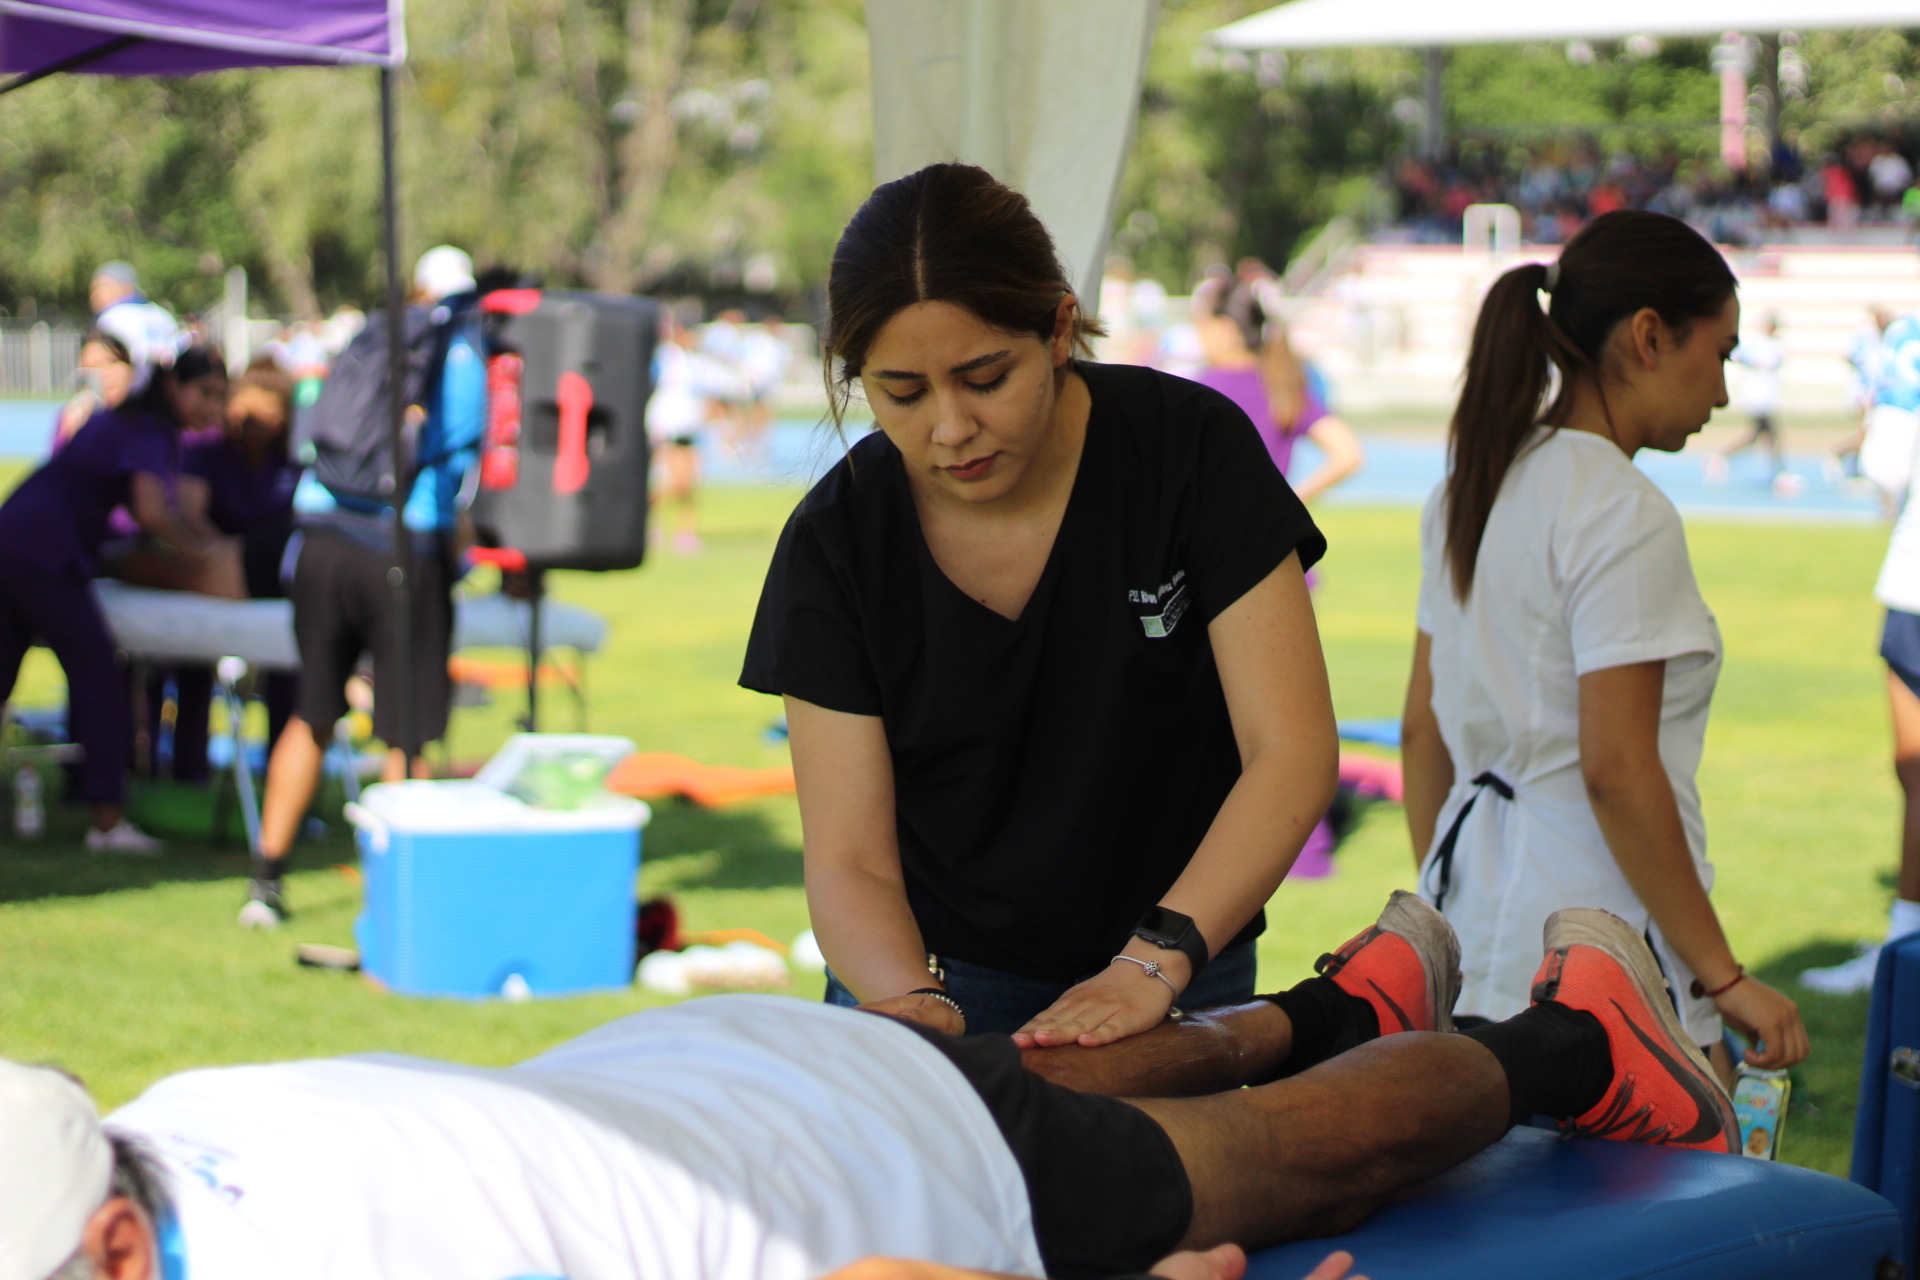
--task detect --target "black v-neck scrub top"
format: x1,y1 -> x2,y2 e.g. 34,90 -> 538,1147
740,361 -> 1325,982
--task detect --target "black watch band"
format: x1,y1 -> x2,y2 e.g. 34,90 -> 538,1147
1132,907 -> 1209,985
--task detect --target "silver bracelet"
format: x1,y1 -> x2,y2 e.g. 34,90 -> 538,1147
907,987 -> 965,1025
1111,954 -> 1183,1017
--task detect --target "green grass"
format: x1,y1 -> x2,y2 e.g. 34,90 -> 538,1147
0,472 -> 1896,1179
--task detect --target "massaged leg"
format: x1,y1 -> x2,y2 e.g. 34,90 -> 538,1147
1136,1032 -> 1512,1247
1023,890 -> 1457,1099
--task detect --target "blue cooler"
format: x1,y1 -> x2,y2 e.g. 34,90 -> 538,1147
347,775 -> 648,998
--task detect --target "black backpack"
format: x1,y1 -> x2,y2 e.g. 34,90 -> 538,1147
293,305 -> 444,508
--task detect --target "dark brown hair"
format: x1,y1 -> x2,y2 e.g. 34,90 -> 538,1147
233,355 -> 295,418
1444,210 -> 1736,600
822,163 -> 1103,429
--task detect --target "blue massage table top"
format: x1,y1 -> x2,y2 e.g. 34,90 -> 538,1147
1244,1127 -> 1899,1280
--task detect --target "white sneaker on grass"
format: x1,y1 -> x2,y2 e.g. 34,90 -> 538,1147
1800,944 -> 1882,995
83,820 -> 162,856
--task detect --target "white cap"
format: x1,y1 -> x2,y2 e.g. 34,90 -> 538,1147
413,245 -> 476,302
0,1060 -> 112,1280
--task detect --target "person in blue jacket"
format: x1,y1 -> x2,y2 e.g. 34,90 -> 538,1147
243,247 -> 487,927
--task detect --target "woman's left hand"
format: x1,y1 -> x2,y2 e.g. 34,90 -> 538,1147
1012,957 -> 1181,1048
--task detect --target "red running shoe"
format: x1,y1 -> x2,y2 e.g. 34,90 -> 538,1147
1314,890 -> 1461,1035
1531,908 -> 1740,1154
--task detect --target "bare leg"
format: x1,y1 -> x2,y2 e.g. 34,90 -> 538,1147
1021,1001 -> 1293,1098
1890,672 -> 1920,904
1133,1033 -> 1511,1249
258,715 -> 325,860
381,747 -> 433,782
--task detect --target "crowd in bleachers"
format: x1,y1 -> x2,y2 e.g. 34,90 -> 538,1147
1390,134 -> 1920,245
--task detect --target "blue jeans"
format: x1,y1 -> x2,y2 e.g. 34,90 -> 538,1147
825,937 -> 1261,1036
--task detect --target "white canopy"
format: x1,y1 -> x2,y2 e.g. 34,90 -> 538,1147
865,0 -> 1159,311
1212,0 -> 1920,49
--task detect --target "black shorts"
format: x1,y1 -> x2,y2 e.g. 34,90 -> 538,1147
241,515 -> 295,600
1885,608 -> 1920,699
893,1019 -> 1193,1280
289,527 -> 454,752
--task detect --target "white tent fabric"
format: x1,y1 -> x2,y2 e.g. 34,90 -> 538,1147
1212,0 -> 1920,48
865,0 -> 1158,311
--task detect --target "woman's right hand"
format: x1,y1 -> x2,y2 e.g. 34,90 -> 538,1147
1713,974 -> 1808,1070
859,990 -> 965,1037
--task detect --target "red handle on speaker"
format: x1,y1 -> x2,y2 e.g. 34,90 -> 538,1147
469,546 -> 528,572
553,371 -> 593,495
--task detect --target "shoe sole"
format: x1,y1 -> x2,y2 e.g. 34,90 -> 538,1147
1377,889 -> 1461,1035
1541,908 -> 1726,1100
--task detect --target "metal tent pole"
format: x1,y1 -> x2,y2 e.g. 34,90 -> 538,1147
380,67 -> 418,773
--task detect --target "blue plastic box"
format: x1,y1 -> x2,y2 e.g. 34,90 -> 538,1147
347,778 -> 649,998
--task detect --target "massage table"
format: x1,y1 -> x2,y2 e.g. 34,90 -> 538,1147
1245,1126 -> 1900,1280
9,582 -> 611,852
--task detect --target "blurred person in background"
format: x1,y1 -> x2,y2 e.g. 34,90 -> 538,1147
1706,314 -> 1786,489
1870,143 -> 1914,220
1831,306 -> 1897,483
648,307 -> 738,554
244,247 -> 487,928
1805,306 -> 1920,992
735,312 -> 793,459
89,260 -> 178,383
0,347 -> 233,852
53,327 -> 136,448
145,360 -> 304,783
1189,276 -> 1363,504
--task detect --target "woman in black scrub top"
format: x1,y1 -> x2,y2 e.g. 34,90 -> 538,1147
740,164 -> 1337,1046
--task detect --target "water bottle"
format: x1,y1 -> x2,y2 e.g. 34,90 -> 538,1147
13,766 -> 43,839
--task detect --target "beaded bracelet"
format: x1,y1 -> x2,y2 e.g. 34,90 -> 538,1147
1690,965 -> 1746,1000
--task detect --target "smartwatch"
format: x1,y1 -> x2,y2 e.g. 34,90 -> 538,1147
1132,906 -> 1208,984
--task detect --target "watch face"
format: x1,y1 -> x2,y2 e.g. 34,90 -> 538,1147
1136,906 -> 1191,946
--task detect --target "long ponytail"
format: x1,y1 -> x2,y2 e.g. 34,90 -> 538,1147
1443,211 -> 1736,601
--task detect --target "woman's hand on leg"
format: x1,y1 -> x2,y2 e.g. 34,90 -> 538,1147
1714,975 -> 1809,1069
859,991 -> 966,1037
1012,959 -> 1178,1048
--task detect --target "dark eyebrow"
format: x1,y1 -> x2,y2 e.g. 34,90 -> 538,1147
872,349 -> 1014,381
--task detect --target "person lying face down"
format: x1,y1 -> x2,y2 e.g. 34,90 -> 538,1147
5,894 -> 1742,1280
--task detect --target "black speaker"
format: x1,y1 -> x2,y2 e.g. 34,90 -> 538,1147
469,289 -> 659,572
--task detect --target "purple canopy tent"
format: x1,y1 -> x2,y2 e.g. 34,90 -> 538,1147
0,1 -> 427,767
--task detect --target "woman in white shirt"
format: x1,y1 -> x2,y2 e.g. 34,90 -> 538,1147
1401,211 -> 1808,1077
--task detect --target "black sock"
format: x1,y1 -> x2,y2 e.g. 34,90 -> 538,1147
255,855 -> 288,882
1255,976 -> 1381,1084
1463,1000 -> 1612,1124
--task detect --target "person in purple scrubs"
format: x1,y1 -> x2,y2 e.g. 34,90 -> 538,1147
152,360 -> 302,780
1190,277 -> 1364,503
0,347 -> 231,851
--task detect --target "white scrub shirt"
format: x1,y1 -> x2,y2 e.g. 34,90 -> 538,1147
1416,427 -> 1723,1044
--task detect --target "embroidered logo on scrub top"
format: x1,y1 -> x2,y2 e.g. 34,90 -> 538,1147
1130,570 -> 1189,638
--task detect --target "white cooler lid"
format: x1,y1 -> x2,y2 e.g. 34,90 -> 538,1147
348,780 -> 650,835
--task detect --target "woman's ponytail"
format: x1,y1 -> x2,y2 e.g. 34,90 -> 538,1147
1443,262 -> 1578,601
1442,210 -> 1737,602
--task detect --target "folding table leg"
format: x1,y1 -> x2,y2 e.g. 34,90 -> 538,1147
215,657 -> 261,858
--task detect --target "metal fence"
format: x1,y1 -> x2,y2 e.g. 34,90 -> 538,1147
0,324 -> 83,397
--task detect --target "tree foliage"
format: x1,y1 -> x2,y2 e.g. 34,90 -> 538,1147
0,0 -> 871,320
9,4 -> 1920,320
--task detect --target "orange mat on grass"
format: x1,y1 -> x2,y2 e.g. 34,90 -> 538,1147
606,752 -> 796,808
449,655 -> 580,688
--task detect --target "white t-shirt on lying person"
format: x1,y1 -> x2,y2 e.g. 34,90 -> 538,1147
1416,427 -> 1723,1044
108,996 -> 1043,1280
